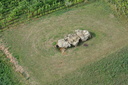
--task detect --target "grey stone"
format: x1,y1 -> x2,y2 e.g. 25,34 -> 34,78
56,29 -> 91,51
64,34 -> 80,47
75,29 -> 91,41
57,39 -> 71,48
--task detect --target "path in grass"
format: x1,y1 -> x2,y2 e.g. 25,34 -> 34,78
1,1 -> 128,85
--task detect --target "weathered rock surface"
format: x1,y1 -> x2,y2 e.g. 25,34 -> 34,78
75,29 -> 91,41
57,39 -> 71,48
64,34 -> 80,47
56,29 -> 91,53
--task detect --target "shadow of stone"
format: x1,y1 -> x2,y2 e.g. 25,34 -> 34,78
90,32 -> 96,38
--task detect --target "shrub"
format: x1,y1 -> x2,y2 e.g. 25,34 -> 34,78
52,42 -> 57,46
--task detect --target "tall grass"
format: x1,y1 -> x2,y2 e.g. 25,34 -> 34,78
0,51 -> 23,85
0,0 -> 127,29
104,0 -> 128,16
0,0 -> 85,29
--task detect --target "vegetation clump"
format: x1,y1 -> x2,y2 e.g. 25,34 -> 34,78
105,0 -> 128,16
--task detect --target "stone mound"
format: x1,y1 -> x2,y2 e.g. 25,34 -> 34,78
56,29 -> 91,53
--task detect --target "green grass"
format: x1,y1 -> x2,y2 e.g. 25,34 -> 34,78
47,46 -> 128,85
0,51 -> 25,85
1,1 -> 128,85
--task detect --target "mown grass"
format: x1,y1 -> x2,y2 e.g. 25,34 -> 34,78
1,1 -> 128,85
47,46 -> 128,85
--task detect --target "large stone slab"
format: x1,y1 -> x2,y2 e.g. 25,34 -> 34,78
64,33 -> 80,47
57,39 -> 71,48
75,29 -> 91,41
56,29 -> 91,53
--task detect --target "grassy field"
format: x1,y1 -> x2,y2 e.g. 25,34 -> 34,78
1,1 -> 128,85
0,51 -> 27,85
47,45 -> 128,85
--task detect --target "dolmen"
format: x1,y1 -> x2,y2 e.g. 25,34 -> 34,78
56,29 -> 91,53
